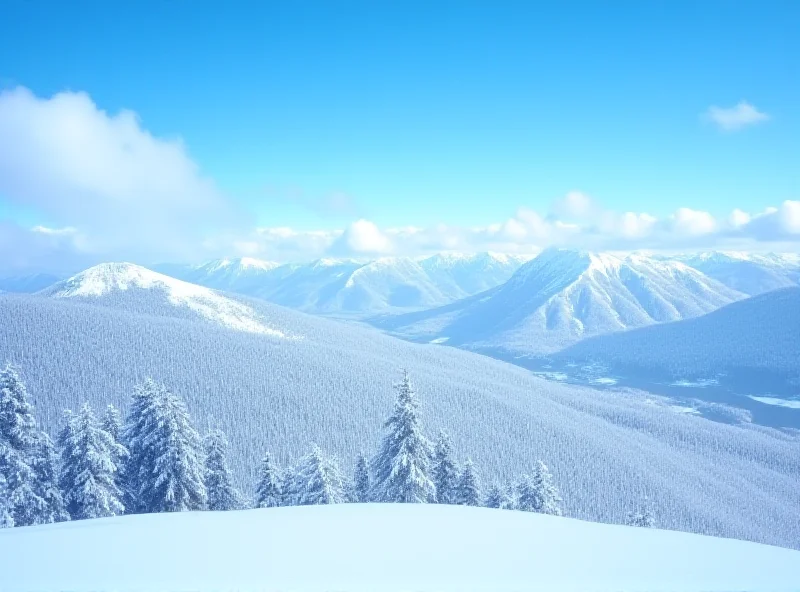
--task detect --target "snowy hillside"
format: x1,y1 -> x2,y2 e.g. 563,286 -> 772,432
678,251 -> 800,296
159,252 -> 529,315
1,291 -> 799,549
1,504 -> 799,592
39,262 -> 289,337
374,248 -> 745,354
554,286 -> 800,387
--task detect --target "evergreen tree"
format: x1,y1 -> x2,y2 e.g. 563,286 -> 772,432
100,404 -> 123,442
278,465 -> 298,507
370,369 -> 435,503
455,459 -> 481,506
204,429 -> 242,511
432,430 -> 459,504
124,379 -> 207,513
626,496 -> 655,528
516,461 -> 563,515
484,483 -> 505,509
29,433 -> 69,523
0,475 -> 14,528
353,452 -> 371,503
254,453 -> 282,509
293,445 -> 346,505
60,403 -> 124,520
502,482 -> 517,510
0,364 -> 47,526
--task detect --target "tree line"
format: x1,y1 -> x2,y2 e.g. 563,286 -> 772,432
0,364 -> 653,528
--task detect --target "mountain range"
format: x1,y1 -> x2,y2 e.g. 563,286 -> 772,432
1,261 -> 798,549
154,252 -> 533,316
372,249 -> 747,355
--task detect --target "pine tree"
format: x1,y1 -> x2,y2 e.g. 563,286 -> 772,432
29,433 -> 69,523
124,379 -> 207,513
204,429 -> 242,511
254,453 -> 282,509
0,364 -> 48,526
502,482 -> 517,510
293,445 -> 346,505
516,461 -> 563,515
370,369 -> 435,503
455,459 -> 481,506
484,483 -> 505,509
626,496 -> 655,528
100,404 -> 123,442
353,452 -> 371,503
0,474 -> 14,528
60,403 -> 124,520
432,430 -> 459,504
278,465 -> 298,507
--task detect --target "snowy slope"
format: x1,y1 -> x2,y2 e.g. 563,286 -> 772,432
554,286 -> 800,386
39,262 -> 289,337
1,504 -> 799,592
374,249 -> 746,354
159,252 -> 529,316
1,290 -> 799,549
678,251 -> 800,296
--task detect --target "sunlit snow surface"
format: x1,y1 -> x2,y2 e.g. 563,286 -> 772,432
749,396 -> 800,409
40,262 -> 290,337
1,505 -> 798,592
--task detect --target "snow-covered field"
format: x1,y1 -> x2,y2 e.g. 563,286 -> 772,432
1,504 -> 798,592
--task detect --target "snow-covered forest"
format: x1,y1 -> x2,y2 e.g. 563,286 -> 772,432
1,363 -> 657,530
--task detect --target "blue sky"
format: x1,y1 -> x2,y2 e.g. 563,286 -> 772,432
0,1 -> 798,269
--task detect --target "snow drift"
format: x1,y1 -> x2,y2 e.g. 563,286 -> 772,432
0,504 -> 798,592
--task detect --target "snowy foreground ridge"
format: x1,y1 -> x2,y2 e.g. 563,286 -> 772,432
1,505 -> 799,592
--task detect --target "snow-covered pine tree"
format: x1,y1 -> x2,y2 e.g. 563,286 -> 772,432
626,496 -> 655,528
278,465 -> 298,507
0,475 -> 13,528
254,453 -> 282,509
353,452 -> 370,503
502,482 -> 517,510
60,403 -> 124,520
100,404 -> 123,442
370,369 -> 435,503
29,433 -> 69,523
293,445 -> 346,506
204,428 -> 242,511
455,459 -> 481,506
0,364 -> 48,526
432,430 -> 459,504
124,379 -> 207,513
516,461 -> 563,515
484,483 -> 504,509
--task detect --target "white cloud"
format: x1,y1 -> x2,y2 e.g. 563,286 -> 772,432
669,208 -> 717,236
705,101 -> 770,131
728,209 -> 751,229
0,86 -> 240,263
328,219 -> 393,256
551,191 -> 596,219
743,200 -> 800,239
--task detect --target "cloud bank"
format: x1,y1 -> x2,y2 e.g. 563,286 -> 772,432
0,87 -> 796,272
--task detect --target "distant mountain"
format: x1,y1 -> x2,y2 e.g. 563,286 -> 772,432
1,283 -> 799,548
0,272 -> 65,293
158,252 -> 530,316
39,262 -> 289,337
553,287 -> 800,387
373,249 -> 745,355
678,252 -> 800,296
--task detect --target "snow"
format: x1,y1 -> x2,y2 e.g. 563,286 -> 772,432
1,504 -> 798,592
748,396 -> 800,409
41,263 -> 288,337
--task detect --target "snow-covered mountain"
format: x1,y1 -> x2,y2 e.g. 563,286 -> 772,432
158,252 -> 530,316
39,262 -> 290,337
0,272 -> 65,293
2,504 -> 798,592
2,285 -> 799,548
554,286 -> 800,387
677,251 -> 800,296
373,249 -> 746,354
